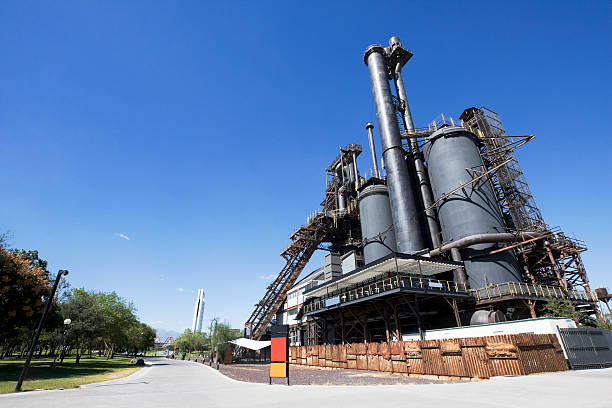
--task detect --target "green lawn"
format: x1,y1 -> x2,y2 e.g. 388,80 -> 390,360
0,356 -> 142,394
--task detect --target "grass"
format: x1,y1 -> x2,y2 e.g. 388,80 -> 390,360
0,356 -> 142,394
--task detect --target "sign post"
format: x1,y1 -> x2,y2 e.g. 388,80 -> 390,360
269,325 -> 289,385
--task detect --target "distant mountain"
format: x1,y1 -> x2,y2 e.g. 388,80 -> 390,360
155,328 -> 182,340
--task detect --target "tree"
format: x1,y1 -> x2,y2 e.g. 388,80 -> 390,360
62,289 -> 108,364
125,322 -> 156,356
542,298 -> 597,327
0,245 -> 59,345
543,299 -> 576,320
173,329 -> 209,354
598,315 -> 612,331
210,322 -> 240,361
94,291 -> 137,358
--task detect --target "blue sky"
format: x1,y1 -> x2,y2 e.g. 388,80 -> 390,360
1,1 -> 611,334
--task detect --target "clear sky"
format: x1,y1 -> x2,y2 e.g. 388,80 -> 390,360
1,1 -> 611,335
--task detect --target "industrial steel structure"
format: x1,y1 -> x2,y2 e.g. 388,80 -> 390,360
245,36 -> 602,345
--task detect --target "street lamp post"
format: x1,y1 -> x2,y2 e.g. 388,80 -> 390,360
52,318 -> 72,368
15,269 -> 69,392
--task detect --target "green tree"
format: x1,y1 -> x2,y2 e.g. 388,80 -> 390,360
543,298 -> 576,320
95,291 -> 137,358
598,315 -> 612,331
542,298 -> 598,327
125,322 -> 156,356
210,321 -> 240,361
62,289 -> 108,364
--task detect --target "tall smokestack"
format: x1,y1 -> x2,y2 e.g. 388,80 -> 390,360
387,36 -> 442,249
364,44 -> 424,253
365,122 -> 380,179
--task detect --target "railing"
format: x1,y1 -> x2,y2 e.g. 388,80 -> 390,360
302,274 -> 469,314
472,282 -> 598,303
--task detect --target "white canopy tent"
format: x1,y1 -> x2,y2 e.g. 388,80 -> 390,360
228,338 -> 271,351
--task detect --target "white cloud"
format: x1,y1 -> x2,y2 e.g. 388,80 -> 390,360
114,233 -> 130,241
259,274 -> 276,280
149,320 -> 163,325
177,287 -> 184,292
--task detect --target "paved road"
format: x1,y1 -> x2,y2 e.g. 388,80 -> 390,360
1,357 -> 610,408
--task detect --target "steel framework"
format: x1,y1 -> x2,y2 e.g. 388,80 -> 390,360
245,146 -> 364,340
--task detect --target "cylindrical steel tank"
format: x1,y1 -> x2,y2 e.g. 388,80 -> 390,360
358,184 -> 397,264
469,310 -> 506,326
423,126 -> 522,288
364,45 -> 425,253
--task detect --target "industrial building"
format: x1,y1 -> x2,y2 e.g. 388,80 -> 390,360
245,36 -> 602,347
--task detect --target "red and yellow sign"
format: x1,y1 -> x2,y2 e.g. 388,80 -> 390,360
269,325 -> 289,385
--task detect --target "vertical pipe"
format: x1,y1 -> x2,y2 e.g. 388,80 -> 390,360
365,123 -> 380,178
352,151 -> 359,187
364,45 -> 424,253
390,38 -> 441,249
450,247 -> 467,287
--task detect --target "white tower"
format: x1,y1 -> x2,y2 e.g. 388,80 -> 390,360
191,289 -> 205,332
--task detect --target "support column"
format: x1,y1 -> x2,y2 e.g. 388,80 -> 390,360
545,246 -> 566,289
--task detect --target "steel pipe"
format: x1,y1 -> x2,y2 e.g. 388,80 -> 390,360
429,232 -> 542,257
364,45 -> 425,253
389,37 -> 441,249
365,123 -> 380,178
450,247 -> 467,287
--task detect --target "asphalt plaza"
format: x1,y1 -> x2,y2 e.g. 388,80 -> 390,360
1,357 -> 610,408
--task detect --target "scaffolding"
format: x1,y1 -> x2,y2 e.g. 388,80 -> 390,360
459,107 -> 598,317
461,107 -> 547,232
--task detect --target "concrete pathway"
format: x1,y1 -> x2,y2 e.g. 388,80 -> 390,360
1,357 -> 610,408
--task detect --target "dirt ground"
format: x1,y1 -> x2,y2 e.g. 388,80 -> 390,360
217,364 -> 455,385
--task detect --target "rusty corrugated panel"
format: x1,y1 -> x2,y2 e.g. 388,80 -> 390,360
406,356 -> 424,374
419,339 -> 440,349
338,344 -> 347,368
347,344 -> 357,369
462,343 -> 491,378
355,342 -> 367,354
318,345 -> 326,367
325,344 -> 333,367
440,339 -> 467,377
422,347 -> 444,375
379,342 -> 393,372
390,341 -> 404,355
331,344 -> 340,368
357,354 -> 368,370
392,360 -> 407,373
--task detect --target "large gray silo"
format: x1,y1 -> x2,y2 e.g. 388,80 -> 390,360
359,184 -> 397,264
364,45 -> 425,253
423,126 -> 522,288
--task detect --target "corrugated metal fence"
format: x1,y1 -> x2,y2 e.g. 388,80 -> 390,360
289,334 -> 568,379
558,328 -> 612,369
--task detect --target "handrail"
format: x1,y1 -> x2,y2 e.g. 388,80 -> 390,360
472,282 -> 598,303
301,274 -> 468,314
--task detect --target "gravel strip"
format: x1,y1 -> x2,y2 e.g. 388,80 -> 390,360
217,364 -> 455,385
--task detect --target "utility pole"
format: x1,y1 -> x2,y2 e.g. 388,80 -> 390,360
15,270 -> 69,392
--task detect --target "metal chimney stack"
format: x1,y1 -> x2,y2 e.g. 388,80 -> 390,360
387,37 -> 442,249
364,42 -> 425,253
365,122 -> 380,179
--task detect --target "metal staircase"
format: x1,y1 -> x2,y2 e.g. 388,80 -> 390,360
245,215 -> 327,340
